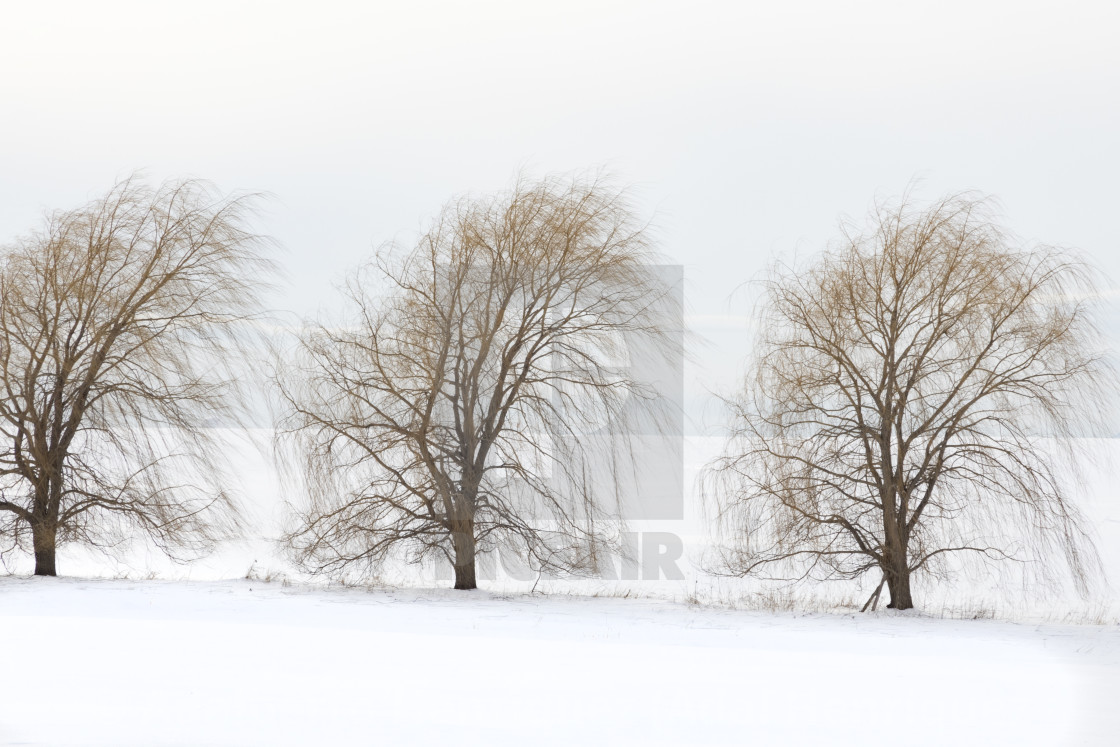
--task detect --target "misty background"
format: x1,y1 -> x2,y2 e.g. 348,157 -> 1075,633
2,0 -> 1118,434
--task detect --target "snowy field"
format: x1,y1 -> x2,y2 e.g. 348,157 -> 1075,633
2,577 -> 1119,746
2,434 -> 1119,744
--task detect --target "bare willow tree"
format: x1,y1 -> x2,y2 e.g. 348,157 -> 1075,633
705,193 -> 1110,610
0,176 -> 271,576
278,174 -> 676,589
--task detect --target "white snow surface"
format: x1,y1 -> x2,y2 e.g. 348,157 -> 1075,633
2,433 -> 1120,744
1,577 -> 1118,746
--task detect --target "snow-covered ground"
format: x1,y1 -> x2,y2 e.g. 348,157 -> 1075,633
1,577 -> 1118,746
2,433 -> 1119,744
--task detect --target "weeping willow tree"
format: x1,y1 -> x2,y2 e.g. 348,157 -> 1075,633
706,193 -> 1111,610
278,174 -> 678,589
0,176 -> 272,575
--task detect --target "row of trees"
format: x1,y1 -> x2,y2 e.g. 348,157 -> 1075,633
0,174 -> 1108,609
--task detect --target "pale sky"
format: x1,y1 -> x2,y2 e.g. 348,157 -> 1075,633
2,0 -> 1118,430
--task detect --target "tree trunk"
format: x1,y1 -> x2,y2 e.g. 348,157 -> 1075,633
882,510 -> 914,610
885,560 -> 913,610
32,521 -> 58,577
451,519 -> 477,590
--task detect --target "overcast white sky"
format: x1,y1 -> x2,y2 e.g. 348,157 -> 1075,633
2,0 -> 1118,428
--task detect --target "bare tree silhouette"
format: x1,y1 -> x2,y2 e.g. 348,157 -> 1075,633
278,174 -> 678,589
705,193 -> 1110,610
0,176 -> 272,575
